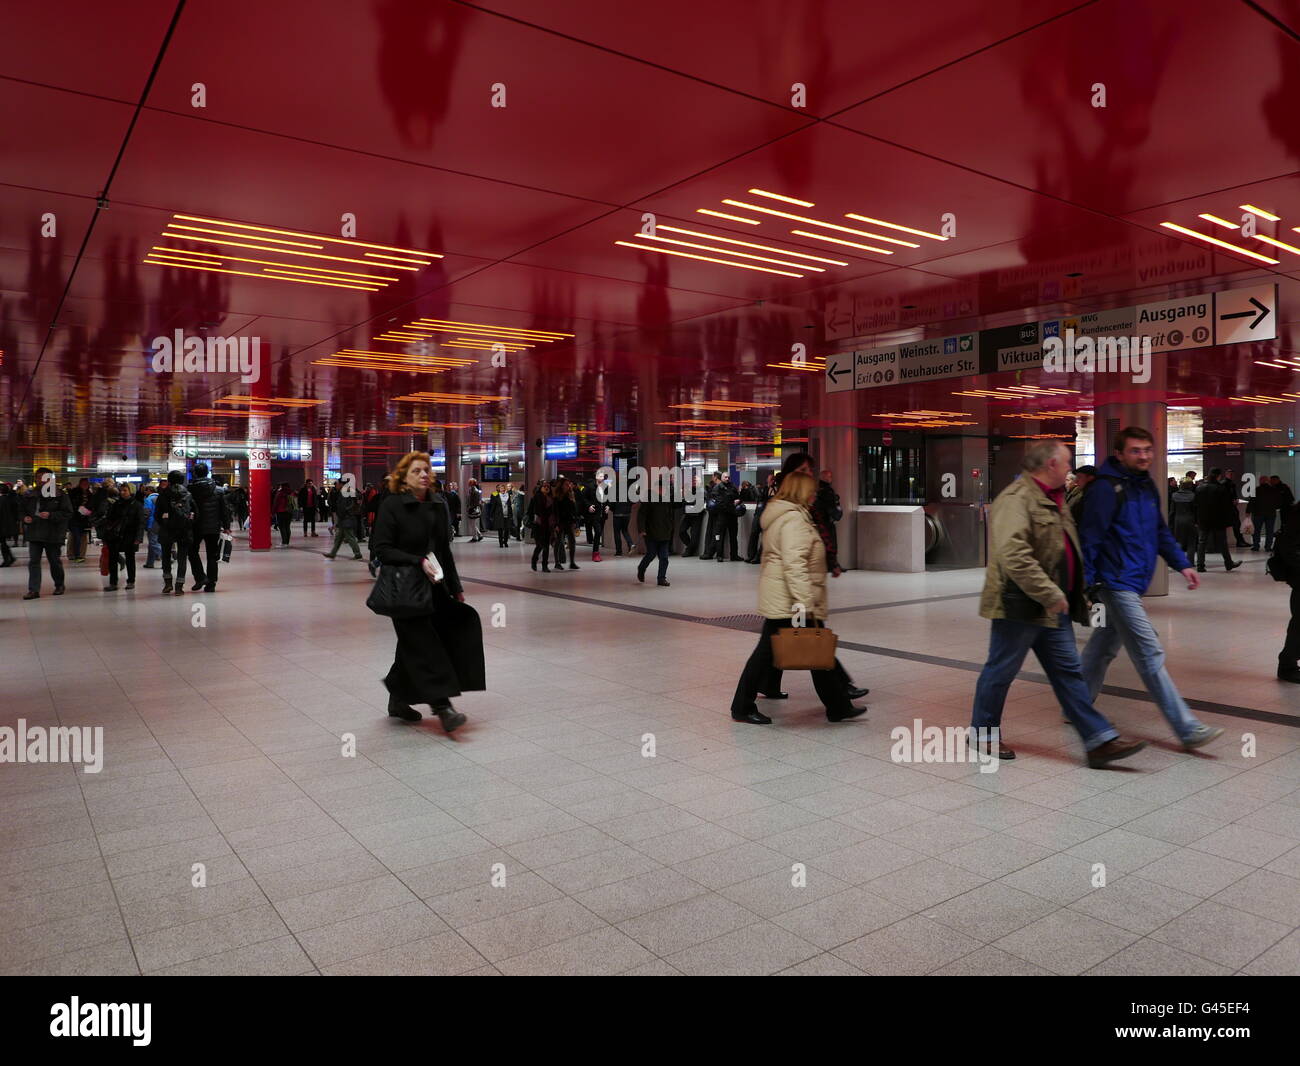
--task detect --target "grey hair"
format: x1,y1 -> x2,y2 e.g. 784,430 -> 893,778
1021,440 -> 1066,472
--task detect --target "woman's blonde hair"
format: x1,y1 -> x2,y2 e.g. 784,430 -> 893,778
774,470 -> 816,509
388,451 -> 432,494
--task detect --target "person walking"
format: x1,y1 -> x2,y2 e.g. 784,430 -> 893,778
488,485 -> 511,548
746,473 -> 775,563
66,477 -> 91,563
1079,426 -> 1224,752
324,482 -> 364,560
272,482 -> 294,546
0,482 -> 18,567
610,493 -> 633,556
1249,475 -> 1282,552
1193,468 -> 1241,573
1169,475 -> 1198,560
699,473 -> 724,560
98,481 -> 144,591
140,481 -> 162,569
298,479 -> 319,538
372,451 -> 483,731
20,468 -> 72,599
187,463 -> 231,591
713,473 -> 741,562
972,441 -> 1147,766
156,471 -> 195,595
1223,469 -> 1247,548
555,479 -> 579,569
1066,465 -> 1097,526
464,479 -> 483,542
444,481 -> 461,538
528,482 -> 555,572
1271,501 -> 1300,683
729,472 -> 865,725
587,471 -> 609,561
635,496 -> 674,586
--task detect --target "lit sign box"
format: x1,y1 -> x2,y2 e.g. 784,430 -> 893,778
545,438 -> 577,459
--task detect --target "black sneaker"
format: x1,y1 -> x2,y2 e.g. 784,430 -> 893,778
387,697 -> 421,722
53,586 -> 65,595
1278,667 -> 1300,684
657,579 -> 670,586
636,568 -> 646,583
191,581 -> 204,591
433,702 -> 466,733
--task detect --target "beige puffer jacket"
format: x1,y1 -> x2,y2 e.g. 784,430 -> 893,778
757,499 -> 828,620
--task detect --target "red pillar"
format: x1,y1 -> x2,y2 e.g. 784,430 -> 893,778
247,341 -> 271,551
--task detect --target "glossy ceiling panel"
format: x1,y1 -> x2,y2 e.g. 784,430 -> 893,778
838,0 -> 1300,214
472,0 -> 1087,115
0,81 -> 135,193
148,0 -> 809,203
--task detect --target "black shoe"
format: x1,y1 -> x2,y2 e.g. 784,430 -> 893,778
1087,736 -> 1148,768
1196,566 -> 1207,573
387,697 -> 421,722
732,707 -> 772,725
323,553 -> 336,559
433,702 -> 466,733
636,568 -> 646,583
760,692 -> 789,700
1235,541 -> 1249,548
162,582 -> 173,594
53,586 -> 64,595
203,585 -> 215,593
542,565 -> 550,572
104,584 -> 118,592
1278,667 -> 1300,684
569,564 -> 579,570
191,581 -> 204,591
174,586 -> 185,595
615,552 -> 623,557
657,579 -> 670,586
22,591 -> 38,600
352,555 -> 363,560
1225,561 -> 1241,571
125,582 -> 134,590
531,561 -> 537,571
846,686 -> 870,700
1251,546 -> 1260,552
827,705 -> 868,723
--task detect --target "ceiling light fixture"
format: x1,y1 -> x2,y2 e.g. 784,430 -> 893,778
641,233 -> 824,270
1159,222 -> 1280,264
696,209 -> 760,225
656,226 -> 847,265
789,230 -> 895,254
614,240 -> 804,277
1253,234 -> 1300,256
1198,213 -> 1239,229
748,189 -> 816,208
844,214 -> 947,240
1240,204 -> 1281,221
720,201 -> 919,246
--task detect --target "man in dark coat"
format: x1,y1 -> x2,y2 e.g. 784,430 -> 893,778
1192,468 -> 1240,573
21,467 -> 73,599
186,462 -> 232,592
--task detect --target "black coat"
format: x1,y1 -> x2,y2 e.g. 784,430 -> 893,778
189,478 -> 230,535
528,493 -> 554,543
637,500 -> 675,542
372,491 -> 462,597
1193,480 -> 1233,530
22,488 -> 73,544
100,494 -> 144,544
0,489 -> 18,538
156,484 -> 196,540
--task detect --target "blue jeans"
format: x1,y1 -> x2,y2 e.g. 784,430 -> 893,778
973,614 -> 1119,751
1082,588 -> 1202,742
1252,513 -> 1276,551
638,538 -> 670,581
145,528 -> 161,566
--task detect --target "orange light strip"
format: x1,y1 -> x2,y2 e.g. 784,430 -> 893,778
166,223 -> 324,248
657,225 -> 847,265
217,396 -> 324,407
844,214 -> 947,240
790,230 -> 894,254
696,209 -> 760,225
1198,213 -> 1238,229
720,200 -> 920,246
748,188 -> 815,207
614,240 -> 803,277
1240,204 -> 1281,221
1158,223 -> 1280,264
668,401 -> 778,411
641,233 -> 823,270
412,319 -> 573,339
159,234 -> 422,270
172,214 -> 442,257
143,258 -> 381,290
151,247 -> 397,282
766,362 -> 821,371
337,349 -> 476,365
1254,234 -> 1300,256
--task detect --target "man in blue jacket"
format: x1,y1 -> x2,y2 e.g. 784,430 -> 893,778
1079,426 -> 1223,751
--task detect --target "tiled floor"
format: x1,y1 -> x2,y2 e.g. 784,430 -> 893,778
2,534 -> 1298,975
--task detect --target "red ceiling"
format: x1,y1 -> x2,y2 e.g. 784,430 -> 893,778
4,0 -> 1300,473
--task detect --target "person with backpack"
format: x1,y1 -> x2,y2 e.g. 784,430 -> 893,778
324,482 -> 364,560
156,471 -> 195,595
186,462 -> 232,592
1079,426 -> 1223,753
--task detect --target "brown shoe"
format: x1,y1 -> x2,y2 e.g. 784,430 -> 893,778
1086,736 -> 1147,768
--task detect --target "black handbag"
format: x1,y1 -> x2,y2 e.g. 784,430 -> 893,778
366,563 -> 435,618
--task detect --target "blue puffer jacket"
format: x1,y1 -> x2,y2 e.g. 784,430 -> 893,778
1080,456 -> 1190,593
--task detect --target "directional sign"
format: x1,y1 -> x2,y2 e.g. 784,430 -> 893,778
824,296 -> 853,342
1134,293 -> 1213,354
824,352 -> 854,393
1215,283 -> 1277,345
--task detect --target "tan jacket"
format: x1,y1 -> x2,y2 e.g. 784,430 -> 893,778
979,475 -> 1087,628
758,500 -> 828,620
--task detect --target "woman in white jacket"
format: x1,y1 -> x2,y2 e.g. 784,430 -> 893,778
730,472 -> 866,725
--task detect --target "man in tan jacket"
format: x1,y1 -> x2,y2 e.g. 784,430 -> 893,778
973,440 -> 1146,768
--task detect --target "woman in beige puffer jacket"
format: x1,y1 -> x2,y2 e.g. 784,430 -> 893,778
730,472 -> 864,725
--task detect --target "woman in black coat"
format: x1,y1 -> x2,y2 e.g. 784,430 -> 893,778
371,451 -> 483,732
0,482 -> 18,566
528,483 -> 555,572
99,481 -> 144,590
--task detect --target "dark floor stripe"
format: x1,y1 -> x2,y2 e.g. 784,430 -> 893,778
462,573 -> 1300,729
830,591 -> 982,614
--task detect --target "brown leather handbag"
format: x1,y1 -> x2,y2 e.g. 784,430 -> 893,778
771,624 -> 838,670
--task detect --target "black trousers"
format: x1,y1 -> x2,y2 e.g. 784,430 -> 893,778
532,538 -> 552,569
105,537 -> 135,585
1196,527 -> 1233,569
27,541 -> 63,594
680,513 -> 703,556
1280,586 -> 1300,668
276,514 -> 292,544
732,618 -> 852,716
612,514 -> 633,553
160,534 -> 190,585
302,512 -> 315,535
714,515 -> 739,560
188,532 -> 221,588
